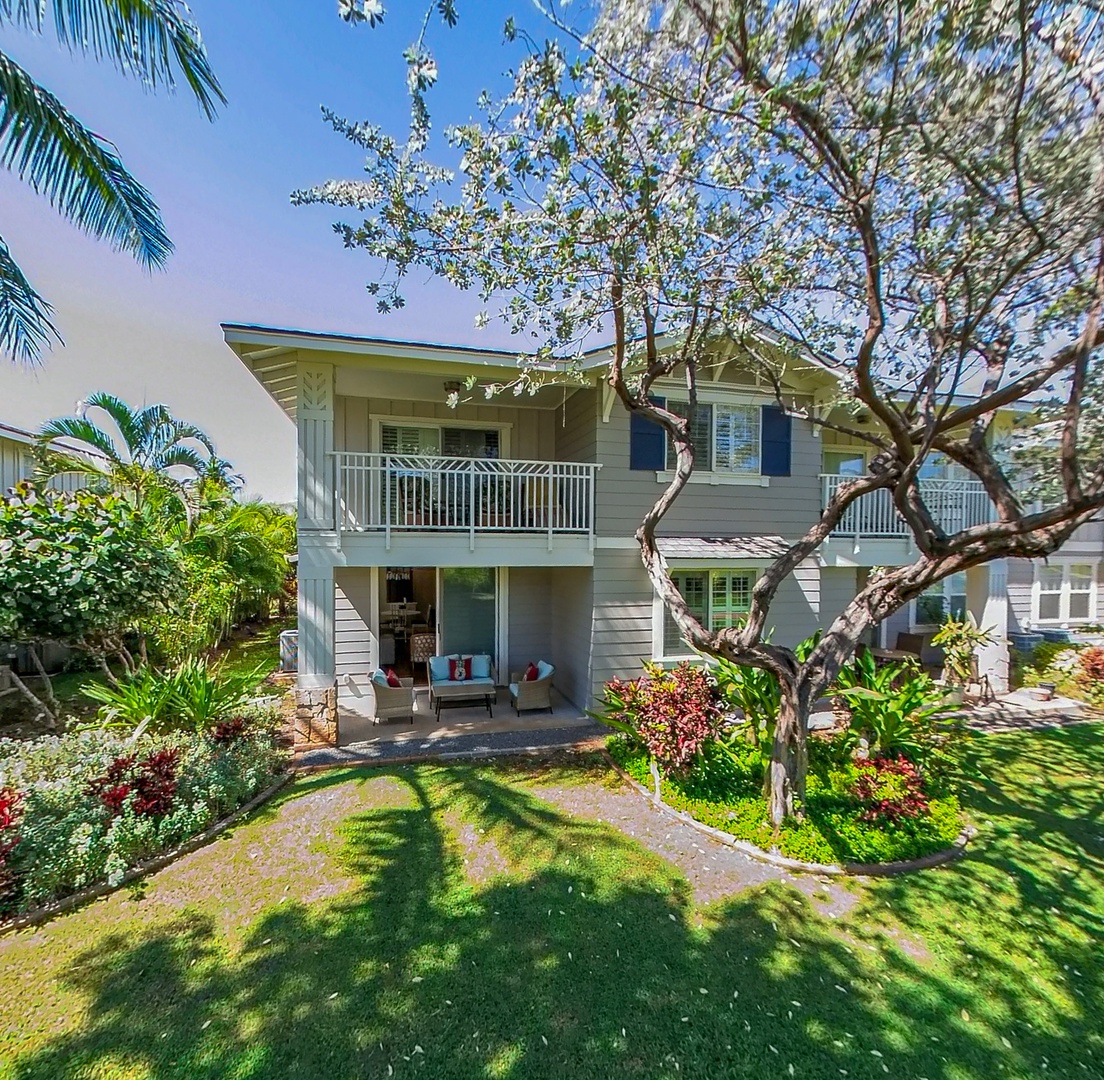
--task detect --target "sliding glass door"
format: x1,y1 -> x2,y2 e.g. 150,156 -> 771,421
438,567 -> 497,662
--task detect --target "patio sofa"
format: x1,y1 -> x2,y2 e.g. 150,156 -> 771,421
369,669 -> 416,724
427,654 -> 497,718
509,661 -> 555,715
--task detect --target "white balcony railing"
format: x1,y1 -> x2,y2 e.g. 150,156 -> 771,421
334,453 -> 600,543
822,474 -> 992,539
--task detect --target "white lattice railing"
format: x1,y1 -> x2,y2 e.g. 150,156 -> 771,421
822,474 -> 992,538
334,453 -> 600,541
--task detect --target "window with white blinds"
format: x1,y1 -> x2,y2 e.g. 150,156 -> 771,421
380,424 -> 499,458
665,400 -> 760,474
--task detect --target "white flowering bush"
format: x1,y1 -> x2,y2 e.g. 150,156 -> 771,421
0,716 -> 287,913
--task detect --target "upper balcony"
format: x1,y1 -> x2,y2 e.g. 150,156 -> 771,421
821,474 -> 992,560
330,452 -> 601,566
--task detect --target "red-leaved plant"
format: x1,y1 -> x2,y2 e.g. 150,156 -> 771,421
0,787 -> 22,880
211,717 -> 248,745
851,757 -> 930,824
87,748 -> 181,819
596,662 -> 723,776
1076,647 -> 1104,694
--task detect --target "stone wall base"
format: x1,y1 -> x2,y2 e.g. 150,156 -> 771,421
295,684 -> 338,746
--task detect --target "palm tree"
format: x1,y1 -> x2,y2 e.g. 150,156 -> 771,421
0,1 -> 224,364
35,392 -> 217,515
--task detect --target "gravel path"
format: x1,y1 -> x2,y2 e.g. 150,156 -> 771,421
530,780 -> 860,914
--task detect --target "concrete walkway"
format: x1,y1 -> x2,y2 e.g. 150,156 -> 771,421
295,720 -> 608,768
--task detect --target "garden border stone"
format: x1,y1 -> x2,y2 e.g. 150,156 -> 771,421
0,772 -> 294,936
602,751 -> 974,877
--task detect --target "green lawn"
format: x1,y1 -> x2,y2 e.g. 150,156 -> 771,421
1,726 -> 1102,1079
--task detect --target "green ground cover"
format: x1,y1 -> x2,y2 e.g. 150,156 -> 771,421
0,725 -> 1101,1079
607,738 -> 963,865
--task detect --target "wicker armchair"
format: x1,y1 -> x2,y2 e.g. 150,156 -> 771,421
508,666 -> 555,715
371,676 -> 416,724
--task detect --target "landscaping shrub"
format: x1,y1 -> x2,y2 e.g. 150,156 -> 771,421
607,733 -> 962,865
850,756 -> 930,824
83,658 -> 268,732
592,662 -> 724,776
1075,647 -> 1104,706
834,650 -> 954,765
0,715 -> 287,913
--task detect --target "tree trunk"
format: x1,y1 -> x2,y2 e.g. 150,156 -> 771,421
768,681 -> 810,828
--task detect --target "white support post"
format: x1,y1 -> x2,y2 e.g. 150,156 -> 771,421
297,362 -> 335,532
968,562 -> 1009,694
295,565 -> 338,744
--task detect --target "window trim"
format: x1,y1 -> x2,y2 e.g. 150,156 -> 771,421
652,565 -> 761,660
369,415 -> 512,458
662,396 -> 765,479
1031,560 -> 1099,626
910,572 -> 968,631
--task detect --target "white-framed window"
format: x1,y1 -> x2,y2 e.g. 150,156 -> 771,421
912,572 -> 968,629
665,400 -> 761,475
1033,562 -> 1098,624
379,422 -> 501,458
659,568 -> 757,657
822,449 -> 866,476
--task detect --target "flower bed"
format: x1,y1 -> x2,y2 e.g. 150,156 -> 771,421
606,733 -> 963,867
0,717 -> 288,914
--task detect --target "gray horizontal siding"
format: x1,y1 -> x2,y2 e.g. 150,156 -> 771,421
335,568 -> 375,676
1006,558 -> 1034,632
334,395 -> 557,461
554,388 -> 597,463
594,393 -> 822,540
550,567 -> 593,710
507,567 -> 553,680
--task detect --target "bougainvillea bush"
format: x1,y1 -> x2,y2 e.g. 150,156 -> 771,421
0,716 -> 287,913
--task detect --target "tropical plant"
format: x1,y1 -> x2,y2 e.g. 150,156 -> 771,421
82,666 -> 179,729
592,662 -> 723,777
35,393 -> 218,516
834,652 -> 954,765
850,757 -> 931,826
931,617 -> 997,687
313,1 -> 1104,829
0,0 -> 224,364
83,658 -> 268,732
0,483 -> 182,724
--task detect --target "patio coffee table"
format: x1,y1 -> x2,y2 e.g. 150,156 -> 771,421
432,680 -> 496,719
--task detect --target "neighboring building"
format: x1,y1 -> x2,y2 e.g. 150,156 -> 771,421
226,322 -> 1099,740
1,420 -> 102,676
0,420 -> 92,494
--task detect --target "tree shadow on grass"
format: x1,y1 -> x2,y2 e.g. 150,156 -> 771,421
9,751 -> 1104,1080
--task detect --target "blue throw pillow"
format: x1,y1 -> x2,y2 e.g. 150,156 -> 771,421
428,655 -> 452,682
370,669 -> 389,686
536,660 -> 554,681
470,654 -> 491,680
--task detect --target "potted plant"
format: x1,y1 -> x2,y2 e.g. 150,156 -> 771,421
931,616 -> 997,703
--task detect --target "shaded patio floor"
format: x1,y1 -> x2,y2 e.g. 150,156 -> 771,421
336,682 -> 591,749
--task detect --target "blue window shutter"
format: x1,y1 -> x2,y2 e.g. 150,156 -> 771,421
629,396 -> 666,471
761,404 -> 791,477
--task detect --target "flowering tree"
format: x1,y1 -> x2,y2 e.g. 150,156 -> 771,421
301,0 -> 1104,824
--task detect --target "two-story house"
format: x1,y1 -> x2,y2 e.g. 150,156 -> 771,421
226,323 -> 1067,743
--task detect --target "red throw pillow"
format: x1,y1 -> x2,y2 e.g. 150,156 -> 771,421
449,657 -> 472,681
385,668 -> 401,688
524,662 -> 539,682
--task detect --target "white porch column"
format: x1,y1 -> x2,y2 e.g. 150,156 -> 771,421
967,561 -> 1009,693
295,361 -> 338,743
296,567 -> 338,744
298,361 -> 335,531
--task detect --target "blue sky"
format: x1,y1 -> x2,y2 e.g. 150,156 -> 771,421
0,1 -> 539,501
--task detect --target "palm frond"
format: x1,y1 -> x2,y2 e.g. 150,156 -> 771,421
33,446 -> 111,488
0,0 -> 226,120
0,232 -> 59,363
82,392 -> 151,459
0,51 -> 172,267
154,444 -> 210,475
37,414 -> 123,463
